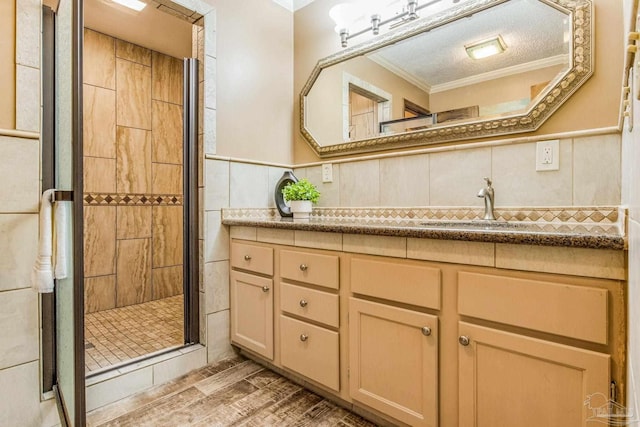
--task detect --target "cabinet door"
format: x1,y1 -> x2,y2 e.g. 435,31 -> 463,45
349,298 -> 438,427
230,271 -> 274,359
458,322 -> 610,427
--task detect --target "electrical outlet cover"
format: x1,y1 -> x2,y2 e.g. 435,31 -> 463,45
536,140 -> 560,171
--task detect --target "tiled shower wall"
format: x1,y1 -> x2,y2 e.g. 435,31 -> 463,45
83,28 -> 185,314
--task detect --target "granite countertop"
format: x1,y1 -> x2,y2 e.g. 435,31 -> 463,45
221,207 -> 626,250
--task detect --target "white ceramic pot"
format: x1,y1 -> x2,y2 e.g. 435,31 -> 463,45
289,200 -> 313,219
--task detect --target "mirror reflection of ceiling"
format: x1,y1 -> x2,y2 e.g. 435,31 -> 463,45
84,0 -> 194,59
368,0 -> 569,91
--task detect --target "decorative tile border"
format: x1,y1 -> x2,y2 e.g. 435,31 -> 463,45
222,206 -> 623,226
84,193 -> 183,206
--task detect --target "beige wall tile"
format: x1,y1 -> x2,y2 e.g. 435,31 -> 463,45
205,159 -> 229,211
430,147 -> 492,206
0,289 -> 38,369
229,226 -> 256,241
116,59 -> 152,129
152,265 -> 183,299
0,214 -> 38,291
573,134 -> 621,205
256,228 -> 294,245
204,261 -> 229,314
84,275 -> 116,314
343,234 -> 406,258
380,154 -> 429,207
206,310 -> 234,363
83,29 -> 115,90
339,160 -> 380,206
152,100 -> 183,164
116,238 -> 152,306
117,206 -> 152,239
15,64 -> 39,132
407,238 -> 495,266
15,0 -> 40,68
84,206 -> 116,277
0,362 -> 42,426
86,366 -> 153,411
204,55 -> 216,109
116,127 -> 152,194
205,210 -> 229,262
302,165 -> 341,207
152,346 -> 207,385
294,231 -> 342,251
152,206 -> 184,267
115,39 -> 151,66
492,140 -> 573,206
152,51 -> 183,105
229,163 -> 269,208
152,163 -> 183,194
84,157 -> 116,193
0,136 -> 39,212
84,85 -> 116,158
204,108 -> 216,154
495,244 -> 626,280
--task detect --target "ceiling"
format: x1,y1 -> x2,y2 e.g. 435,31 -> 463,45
84,0 -> 194,58
367,0 -> 570,89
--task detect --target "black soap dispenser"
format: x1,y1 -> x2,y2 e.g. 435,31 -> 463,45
275,171 -> 298,217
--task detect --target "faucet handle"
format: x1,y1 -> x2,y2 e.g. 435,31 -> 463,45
483,177 -> 492,187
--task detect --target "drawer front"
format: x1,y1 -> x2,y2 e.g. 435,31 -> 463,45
231,242 -> 273,276
351,257 -> 441,310
280,250 -> 339,289
280,315 -> 340,391
458,271 -> 608,344
281,283 -> 339,328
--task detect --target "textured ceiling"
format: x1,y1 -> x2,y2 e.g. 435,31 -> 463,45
369,0 -> 570,87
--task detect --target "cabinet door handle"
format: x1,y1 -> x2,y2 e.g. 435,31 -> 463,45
299,299 -> 308,307
299,264 -> 308,271
421,326 -> 432,336
458,335 -> 470,346
261,286 -> 270,293
300,334 -> 308,342
244,255 -> 252,261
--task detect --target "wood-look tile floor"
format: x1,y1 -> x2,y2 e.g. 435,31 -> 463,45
85,295 -> 184,373
86,356 -> 379,427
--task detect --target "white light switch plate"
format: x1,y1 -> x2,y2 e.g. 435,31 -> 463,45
536,140 -> 560,171
322,163 -> 333,183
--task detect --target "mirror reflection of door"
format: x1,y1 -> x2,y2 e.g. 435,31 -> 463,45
349,85 -> 387,140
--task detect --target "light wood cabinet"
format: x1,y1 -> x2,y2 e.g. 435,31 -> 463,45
458,322 -> 610,427
230,242 -> 274,360
349,297 -> 439,427
229,236 -> 624,427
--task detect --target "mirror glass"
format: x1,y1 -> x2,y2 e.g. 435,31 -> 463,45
301,0 -> 592,157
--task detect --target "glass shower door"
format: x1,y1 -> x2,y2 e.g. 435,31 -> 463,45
54,0 -> 85,424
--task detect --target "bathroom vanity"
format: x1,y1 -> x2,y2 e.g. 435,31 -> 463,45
223,207 -> 626,427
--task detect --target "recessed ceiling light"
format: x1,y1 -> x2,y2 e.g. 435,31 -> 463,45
465,35 -> 507,60
111,0 -> 147,12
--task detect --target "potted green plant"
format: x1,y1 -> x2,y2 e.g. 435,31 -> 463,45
281,178 -> 320,219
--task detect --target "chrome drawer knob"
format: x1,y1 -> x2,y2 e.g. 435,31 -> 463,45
300,334 -> 308,342
458,335 -> 470,346
299,299 -> 308,307
261,286 -> 270,293
421,326 -> 432,336
244,255 -> 252,261
299,264 -> 308,271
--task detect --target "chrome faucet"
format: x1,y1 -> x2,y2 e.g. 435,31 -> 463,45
477,177 -> 496,221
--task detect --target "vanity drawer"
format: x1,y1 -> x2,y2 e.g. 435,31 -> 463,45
280,250 -> 339,289
281,283 -> 339,328
231,242 -> 273,276
458,271 -> 608,344
351,257 -> 441,310
280,315 -> 340,391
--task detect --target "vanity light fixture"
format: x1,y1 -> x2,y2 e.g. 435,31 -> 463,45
110,0 -> 147,12
329,0 -> 442,48
464,35 -> 507,59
